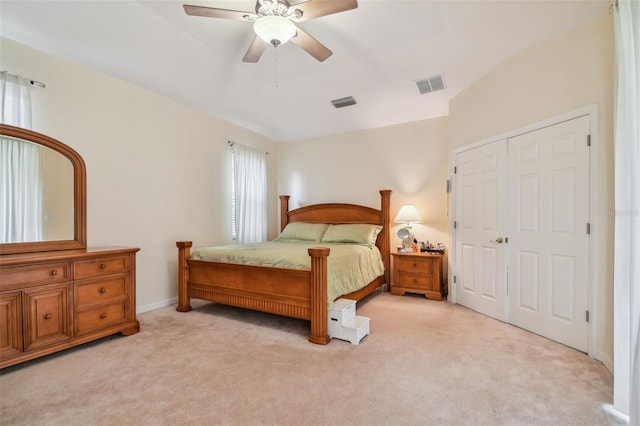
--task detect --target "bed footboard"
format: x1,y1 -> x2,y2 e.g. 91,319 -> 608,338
176,241 -> 331,344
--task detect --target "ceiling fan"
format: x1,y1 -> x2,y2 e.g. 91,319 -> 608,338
183,0 -> 358,63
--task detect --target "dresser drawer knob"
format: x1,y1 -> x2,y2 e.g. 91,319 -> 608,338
44,313 -> 52,320
413,263 -> 417,268
100,313 -> 107,319
99,287 -> 107,294
413,278 -> 418,284
50,270 -> 58,276
100,263 -> 107,269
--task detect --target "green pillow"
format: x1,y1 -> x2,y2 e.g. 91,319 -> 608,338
320,224 -> 383,246
274,222 -> 328,242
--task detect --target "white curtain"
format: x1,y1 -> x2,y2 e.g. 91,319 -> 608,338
0,71 -> 42,243
613,0 -> 640,423
1,71 -> 33,128
232,144 -> 267,243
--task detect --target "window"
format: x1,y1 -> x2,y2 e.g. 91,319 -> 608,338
1,71 -> 42,243
230,143 -> 267,243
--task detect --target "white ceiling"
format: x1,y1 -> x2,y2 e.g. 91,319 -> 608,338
0,0 -> 609,142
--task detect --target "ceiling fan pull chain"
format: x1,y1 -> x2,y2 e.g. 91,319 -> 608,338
275,48 -> 279,88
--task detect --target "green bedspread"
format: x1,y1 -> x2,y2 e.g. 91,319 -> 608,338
190,241 -> 384,307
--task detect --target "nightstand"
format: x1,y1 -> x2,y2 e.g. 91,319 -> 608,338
391,252 -> 445,300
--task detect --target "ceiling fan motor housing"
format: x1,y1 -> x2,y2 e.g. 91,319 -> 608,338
256,0 -> 300,19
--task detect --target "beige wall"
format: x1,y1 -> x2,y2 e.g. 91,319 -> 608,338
278,116 -> 450,258
0,37 -> 278,311
448,13 -> 614,369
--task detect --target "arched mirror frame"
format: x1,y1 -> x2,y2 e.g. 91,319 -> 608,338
0,124 -> 87,255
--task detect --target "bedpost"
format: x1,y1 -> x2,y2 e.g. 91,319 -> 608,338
176,241 -> 193,312
380,190 -> 392,289
308,247 -> 331,345
279,195 -> 290,232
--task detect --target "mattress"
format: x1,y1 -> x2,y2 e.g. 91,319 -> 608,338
190,241 -> 384,305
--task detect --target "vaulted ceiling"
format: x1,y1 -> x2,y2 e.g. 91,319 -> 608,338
0,0 -> 609,142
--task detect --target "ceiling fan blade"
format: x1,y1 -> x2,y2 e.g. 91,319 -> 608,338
293,0 -> 358,22
183,4 -> 253,21
291,27 -> 332,62
242,36 -> 269,63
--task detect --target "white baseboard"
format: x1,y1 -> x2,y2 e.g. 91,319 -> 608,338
601,404 -> 630,425
137,297 -> 177,314
596,350 -> 614,376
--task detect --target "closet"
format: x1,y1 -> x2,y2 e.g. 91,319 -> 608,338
452,114 -> 591,352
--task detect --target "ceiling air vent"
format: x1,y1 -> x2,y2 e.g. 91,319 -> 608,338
416,74 -> 446,95
331,96 -> 356,108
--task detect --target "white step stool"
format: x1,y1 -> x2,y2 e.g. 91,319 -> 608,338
328,298 -> 370,345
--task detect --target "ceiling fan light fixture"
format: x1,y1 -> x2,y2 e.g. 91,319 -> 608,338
254,15 -> 296,47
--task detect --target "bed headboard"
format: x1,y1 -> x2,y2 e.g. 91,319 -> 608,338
279,190 -> 392,286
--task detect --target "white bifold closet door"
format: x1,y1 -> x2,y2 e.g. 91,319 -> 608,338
454,116 -> 591,352
507,117 -> 590,352
455,139 -> 508,322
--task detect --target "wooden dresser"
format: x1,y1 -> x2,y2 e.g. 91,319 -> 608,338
0,247 -> 140,368
391,252 -> 445,300
1,125 -> 140,369
0,247 -> 139,368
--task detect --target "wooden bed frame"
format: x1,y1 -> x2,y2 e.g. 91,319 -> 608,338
176,190 -> 391,344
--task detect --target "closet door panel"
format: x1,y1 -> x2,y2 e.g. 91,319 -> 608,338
454,139 -> 508,321
507,116 -> 590,352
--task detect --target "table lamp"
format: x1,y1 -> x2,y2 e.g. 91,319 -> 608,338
394,204 -> 422,250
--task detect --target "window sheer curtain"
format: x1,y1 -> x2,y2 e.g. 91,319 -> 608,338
232,143 -> 267,244
612,0 -> 640,423
0,71 -> 42,243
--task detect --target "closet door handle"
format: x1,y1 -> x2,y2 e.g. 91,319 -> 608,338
495,237 -> 504,244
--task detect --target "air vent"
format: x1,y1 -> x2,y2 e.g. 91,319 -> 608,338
416,74 -> 446,95
331,96 -> 356,108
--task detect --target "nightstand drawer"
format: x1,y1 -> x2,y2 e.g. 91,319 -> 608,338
396,273 -> 435,289
394,256 -> 435,274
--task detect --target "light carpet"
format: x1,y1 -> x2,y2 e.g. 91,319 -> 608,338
0,292 -> 613,425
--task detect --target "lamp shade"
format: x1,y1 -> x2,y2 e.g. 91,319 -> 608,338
254,15 -> 296,47
394,204 -> 422,225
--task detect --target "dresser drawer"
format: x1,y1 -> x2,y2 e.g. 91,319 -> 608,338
394,256 -> 435,274
74,277 -> 127,308
74,255 -> 129,280
75,302 -> 126,335
0,262 -> 71,291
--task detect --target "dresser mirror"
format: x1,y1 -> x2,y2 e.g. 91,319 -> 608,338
0,124 -> 86,254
